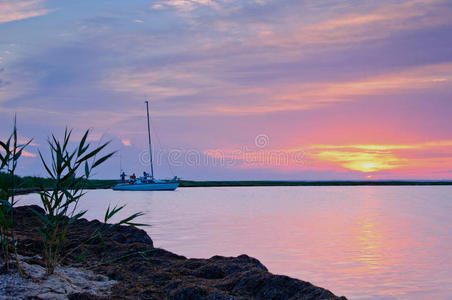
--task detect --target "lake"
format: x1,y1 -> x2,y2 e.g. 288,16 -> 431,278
18,186 -> 452,300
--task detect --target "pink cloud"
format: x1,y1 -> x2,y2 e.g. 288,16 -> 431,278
0,0 -> 51,24
121,139 -> 132,147
21,149 -> 36,158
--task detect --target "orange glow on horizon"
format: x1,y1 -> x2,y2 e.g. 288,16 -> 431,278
304,141 -> 452,175
312,150 -> 404,173
202,139 -> 452,178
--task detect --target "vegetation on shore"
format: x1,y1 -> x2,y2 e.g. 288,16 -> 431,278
0,117 -> 31,274
0,118 -> 144,275
0,172 -> 118,194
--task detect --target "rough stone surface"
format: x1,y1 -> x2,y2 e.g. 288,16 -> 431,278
0,256 -> 116,299
6,205 -> 347,300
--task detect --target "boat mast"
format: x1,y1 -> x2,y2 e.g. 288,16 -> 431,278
145,100 -> 154,178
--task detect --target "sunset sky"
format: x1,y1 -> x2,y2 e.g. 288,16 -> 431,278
1,0 -> 451,180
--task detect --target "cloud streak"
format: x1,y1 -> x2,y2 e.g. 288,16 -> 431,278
103,61 -> 452,116
0,0 -> 51,23
252,0 -> 452,48
152,0 -> 219,12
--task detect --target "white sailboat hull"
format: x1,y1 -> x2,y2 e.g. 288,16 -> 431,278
113,182 -> 179,191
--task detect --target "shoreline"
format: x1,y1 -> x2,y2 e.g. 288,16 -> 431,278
179,180 -> 452,187
5,205 -> 347,299
4,173 -> 452,196
12,180 -> 452,196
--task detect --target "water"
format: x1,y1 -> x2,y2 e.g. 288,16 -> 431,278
19,186 -> 452,300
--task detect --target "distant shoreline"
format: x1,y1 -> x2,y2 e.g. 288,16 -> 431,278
6,175 -> 452,195
179,180 -> 452,187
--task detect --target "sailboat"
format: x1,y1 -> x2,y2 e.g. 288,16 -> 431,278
113,101 -> 179,191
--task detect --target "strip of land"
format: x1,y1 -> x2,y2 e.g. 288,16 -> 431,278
179,180 -> 452,187
2,173 -> 452,194
0,173 -> 452,191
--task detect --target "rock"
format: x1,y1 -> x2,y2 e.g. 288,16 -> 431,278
168,285 -> 234,300
0,256 -> 116,300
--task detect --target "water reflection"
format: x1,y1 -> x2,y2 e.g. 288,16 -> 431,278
18,186 -> 452,299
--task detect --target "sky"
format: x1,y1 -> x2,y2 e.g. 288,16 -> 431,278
0,0 -> 452,180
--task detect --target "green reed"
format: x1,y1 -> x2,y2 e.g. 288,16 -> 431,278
30,128 -> 116,274
0,117 -> 32,273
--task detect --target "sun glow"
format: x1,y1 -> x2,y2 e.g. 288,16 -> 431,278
312,150 -> 403,173
358,162 -> 378,172
305,141 -> 452,175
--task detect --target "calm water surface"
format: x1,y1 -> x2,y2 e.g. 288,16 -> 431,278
19,186 -> 452,300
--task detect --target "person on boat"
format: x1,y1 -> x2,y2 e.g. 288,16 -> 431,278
120,171 -> 126,183
129,173 -> 137,184
143,171 -> 148,178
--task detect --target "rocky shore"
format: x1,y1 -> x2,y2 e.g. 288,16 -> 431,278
3,205 -> 347,299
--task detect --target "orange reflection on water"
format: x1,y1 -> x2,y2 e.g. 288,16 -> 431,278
355,217 -> 385,271
254,188 -> 427,299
